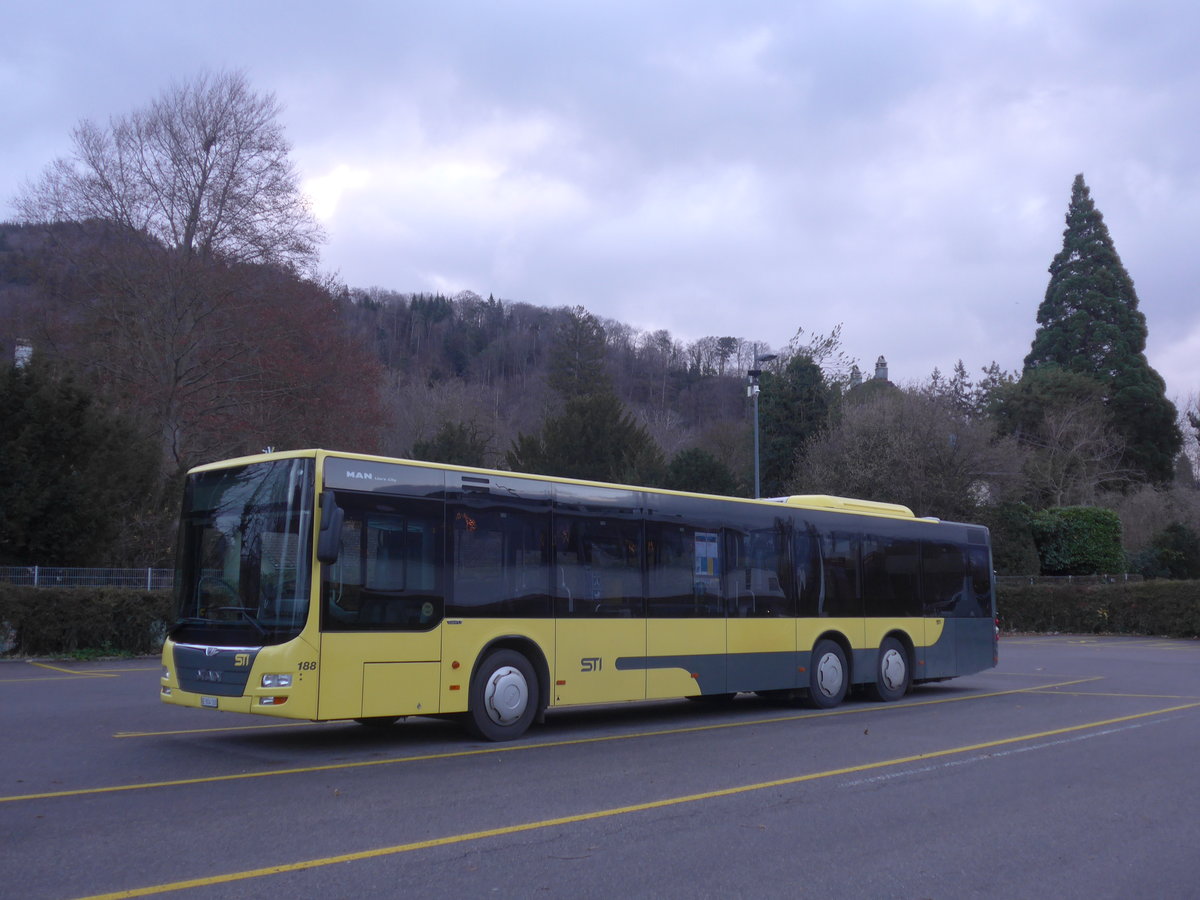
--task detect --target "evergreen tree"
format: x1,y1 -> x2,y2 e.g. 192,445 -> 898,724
506,393 -> 664,484
664,448 -> 740,496
411,421 -> 490,467
0,362 -> 160,565
548,307 -> 610,398
758,355 -> 833,497
508,305 -> 664,484
1024,174 -> 1181,483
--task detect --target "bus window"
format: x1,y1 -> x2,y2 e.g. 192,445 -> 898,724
965,546 -> 994,618
725,523 -> 795,617
862,536 -> 921,617
646,523 -> 722,617
794,526 -> 820,617
821,531 -> 861,617
449,505 -> 551,617
922,541 -> 967,616
322,495 -> 443,631
555,516 -> 644,617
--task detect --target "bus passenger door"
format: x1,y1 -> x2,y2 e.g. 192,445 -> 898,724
646,525 -> 726,700
552,516 -> 646,706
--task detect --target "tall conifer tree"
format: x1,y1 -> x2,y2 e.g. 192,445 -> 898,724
1024,174 -> 1180,484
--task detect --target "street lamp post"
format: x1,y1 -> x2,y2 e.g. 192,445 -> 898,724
748,353 -> 778,499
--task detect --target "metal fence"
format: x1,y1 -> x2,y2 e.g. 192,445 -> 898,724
0,567 -> 174,591
996,574 -> 1144,586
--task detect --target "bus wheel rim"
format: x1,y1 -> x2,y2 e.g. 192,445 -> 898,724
815,651 -> 843,698
485,666 -> 529,725
880,648 -> 906,691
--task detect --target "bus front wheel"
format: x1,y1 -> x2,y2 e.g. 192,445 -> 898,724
866,637 -> 910,702
805,639 -> 848,709
467,649 -> 539,741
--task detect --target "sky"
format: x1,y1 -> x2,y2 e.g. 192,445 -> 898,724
4,0 -> 1198,407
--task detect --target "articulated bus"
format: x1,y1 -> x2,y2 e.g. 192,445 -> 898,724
160,449 -> 998,740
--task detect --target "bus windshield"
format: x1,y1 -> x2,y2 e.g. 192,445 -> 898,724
171,458 -> 315,646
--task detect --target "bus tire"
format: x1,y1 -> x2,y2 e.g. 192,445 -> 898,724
467,649 -> 539,741
805,639 -> 848,709
866,636 -> 910,702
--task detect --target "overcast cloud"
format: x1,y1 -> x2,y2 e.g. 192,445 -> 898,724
4,1 -> 1198,404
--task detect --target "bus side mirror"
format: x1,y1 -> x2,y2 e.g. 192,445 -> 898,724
317,490 -> 344,565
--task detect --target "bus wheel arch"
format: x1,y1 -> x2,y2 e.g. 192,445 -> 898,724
805,635 -> 850,709
866,633 -> 912,702
466,639 -> 547,741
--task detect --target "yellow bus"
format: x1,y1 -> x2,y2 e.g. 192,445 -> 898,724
160,449 -> 998,740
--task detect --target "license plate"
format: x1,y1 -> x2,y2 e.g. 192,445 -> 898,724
201,696 -> 218,709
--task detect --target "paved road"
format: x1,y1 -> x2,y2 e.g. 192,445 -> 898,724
2,635 -> 1198,899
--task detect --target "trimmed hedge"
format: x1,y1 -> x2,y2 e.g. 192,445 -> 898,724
998,579 -> 1200,638
3,581 -> 1198,655
0,585 -> 172,656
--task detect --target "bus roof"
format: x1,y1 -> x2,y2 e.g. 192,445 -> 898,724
189,449 -> 935,523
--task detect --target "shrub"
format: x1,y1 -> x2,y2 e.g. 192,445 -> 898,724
1031,506 -> 1124,575
0,585 -> 172,655
1134,523 -> 1200,580
998,580 -> 1200,637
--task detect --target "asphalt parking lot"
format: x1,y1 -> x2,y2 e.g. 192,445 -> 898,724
2,634 -> 1199,899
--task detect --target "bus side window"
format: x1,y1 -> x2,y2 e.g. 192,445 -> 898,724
821,532 -> 861,617
922,541 -> 967,616
966,546 -> 993,617
322,495 -> 443,631
727,525 -> 794,618
862,536 -> 921,618
555,516 -> 643,617
794,529 -> 820,618
449,505 -> 551,617
647,524 -> 722,618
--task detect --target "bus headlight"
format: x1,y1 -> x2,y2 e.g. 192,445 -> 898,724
162,666 -> 170,680
261,673 -> 293,688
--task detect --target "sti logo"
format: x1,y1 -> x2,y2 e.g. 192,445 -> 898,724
580,657 -> 602,673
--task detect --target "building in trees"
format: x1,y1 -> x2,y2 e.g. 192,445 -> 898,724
1023,174 -> 1181,484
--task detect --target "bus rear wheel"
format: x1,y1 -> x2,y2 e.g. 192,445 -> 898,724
866,637 -> 910,702
467,649 -> 539,742
805,639 -> 848,709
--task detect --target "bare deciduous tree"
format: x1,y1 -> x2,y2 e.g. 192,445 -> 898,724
16,70 -> 322,271
1020,402 -> 1130,506
11,71 -> 351,474
794,389 -> 1021,520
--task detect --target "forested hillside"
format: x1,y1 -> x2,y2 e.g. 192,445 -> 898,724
2,72 -> 1197,575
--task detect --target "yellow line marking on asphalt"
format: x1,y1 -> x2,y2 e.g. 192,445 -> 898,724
988,671 -> 1080,677
0,665 -> 160,684
108,681 -> 1099,744
1028,689 -> 1200,700
114,721 -> 323,738
75,701 -> 1200,900
1,676 -> 1099,804
25,661 -> 119,678
0,675 -> 130,684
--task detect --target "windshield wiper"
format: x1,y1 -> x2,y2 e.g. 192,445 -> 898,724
213,606 -> 269,639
